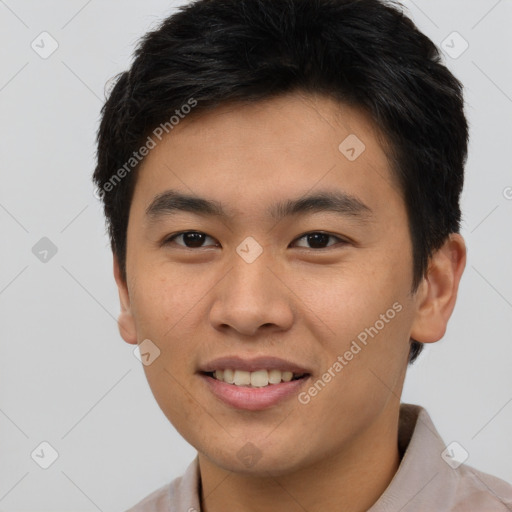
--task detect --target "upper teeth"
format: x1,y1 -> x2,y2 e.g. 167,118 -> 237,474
213,369 -> 300,387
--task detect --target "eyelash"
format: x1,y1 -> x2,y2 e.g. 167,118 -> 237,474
162,231 -> 349,250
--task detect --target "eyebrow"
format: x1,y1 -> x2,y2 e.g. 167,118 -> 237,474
145,189 -> 373,223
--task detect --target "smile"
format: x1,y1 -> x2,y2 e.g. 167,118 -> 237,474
204,369 -> 308,388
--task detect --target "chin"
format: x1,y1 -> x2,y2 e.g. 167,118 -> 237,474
198,438 -> 315,478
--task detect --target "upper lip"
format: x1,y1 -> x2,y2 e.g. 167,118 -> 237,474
199,356 -> 312,374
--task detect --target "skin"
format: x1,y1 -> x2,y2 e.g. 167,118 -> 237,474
113,92 -> 466,512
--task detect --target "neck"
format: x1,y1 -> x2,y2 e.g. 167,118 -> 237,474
198,406 -> 401,512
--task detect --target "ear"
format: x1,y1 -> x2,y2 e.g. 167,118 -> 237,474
113,254 -> 138,345
410,233 -> 466,344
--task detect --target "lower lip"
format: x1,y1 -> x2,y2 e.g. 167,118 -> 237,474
200,374 -> 309,411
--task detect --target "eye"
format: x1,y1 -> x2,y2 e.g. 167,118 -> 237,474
162,231 -> 348,250
292,232 -> 347,249
163,231 -> 219,249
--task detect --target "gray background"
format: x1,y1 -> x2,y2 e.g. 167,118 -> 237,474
0,0 -> 511,510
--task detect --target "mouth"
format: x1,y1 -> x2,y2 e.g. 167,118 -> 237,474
201,369 -> 310,388
198,357 -> 312,410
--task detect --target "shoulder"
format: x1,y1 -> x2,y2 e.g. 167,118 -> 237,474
370,404 -> 512,511
450,463 -> 512,511
124,457 -> 200,512
124,482 -> 171,512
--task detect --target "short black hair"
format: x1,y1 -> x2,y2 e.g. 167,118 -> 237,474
93,0 -> 468,364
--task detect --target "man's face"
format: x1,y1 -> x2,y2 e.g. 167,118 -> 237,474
117,93 -> 424,475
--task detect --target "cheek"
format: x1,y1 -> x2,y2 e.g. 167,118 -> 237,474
129,269 -> 207,425
292,255 -> 413,391
130,267 -> 204,339
128,265 -> 215,387
293,259 -> 404,336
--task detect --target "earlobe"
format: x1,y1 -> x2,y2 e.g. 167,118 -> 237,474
113,255 -> 138,345
410,234 -> 466,344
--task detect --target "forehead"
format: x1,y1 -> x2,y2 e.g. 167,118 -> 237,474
161,93 -> 390,160
131,92 -> 403,222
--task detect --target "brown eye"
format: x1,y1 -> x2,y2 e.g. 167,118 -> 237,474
165,231 -> 218,248
293,232 -> 346,249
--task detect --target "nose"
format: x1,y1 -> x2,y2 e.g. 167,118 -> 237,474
209,253 -> 295,337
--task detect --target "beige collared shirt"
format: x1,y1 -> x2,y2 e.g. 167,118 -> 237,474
126,403 -> 512,511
